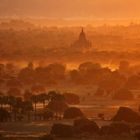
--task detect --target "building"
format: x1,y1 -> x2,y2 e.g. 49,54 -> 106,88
71,28 -> 92,52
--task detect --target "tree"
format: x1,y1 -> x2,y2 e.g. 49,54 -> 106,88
99,71 -> 126,96
0,96 -> 3,108
47,63 -> 66,81
0,95 -> 10,110
78,62 -> 103,85
12,97 -> 23,121
69,69 -> 81,84
18,63 -> 35,85
47,91 -> 68,117
38,93 -> 49,109
63,107 -> 84,119
79,62 -> 101,74
30,95 -> 38,120
48,91 -> 58,101
7,95 -> 16,112
43,109 -> 54,120
21,101 -> 33,121
0,108 -> 10,122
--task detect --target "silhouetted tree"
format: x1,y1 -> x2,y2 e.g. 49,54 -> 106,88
21,101 -> 33,121
30,95 -> 38,120
38,93 -> 49,109
47,91 -> 68,118
0,108 -> 10,122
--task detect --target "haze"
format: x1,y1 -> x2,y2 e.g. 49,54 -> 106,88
0,0 -> 140,19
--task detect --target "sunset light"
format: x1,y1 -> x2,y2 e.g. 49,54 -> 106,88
1,0 -> 140,140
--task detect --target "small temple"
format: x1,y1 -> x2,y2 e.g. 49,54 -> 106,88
71,28 -> 92,51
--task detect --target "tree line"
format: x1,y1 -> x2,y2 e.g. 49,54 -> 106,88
0,91 -> 80,122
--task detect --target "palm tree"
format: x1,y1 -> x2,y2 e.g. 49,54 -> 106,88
48,91 -> 58,101
30,95 -> 38,120
12,97 -> 23,122
21,101 -> 33,121
0,96 -> 3,108
0,93 -> 7,109
7,95 -> 16,112
0,108 -> 10,122
38,93 -> 49,109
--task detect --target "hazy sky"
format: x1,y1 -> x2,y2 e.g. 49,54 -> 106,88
0,0 -> 140,19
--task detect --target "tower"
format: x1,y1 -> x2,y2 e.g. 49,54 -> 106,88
71,28 -> 92,52
79,28 -> 87,42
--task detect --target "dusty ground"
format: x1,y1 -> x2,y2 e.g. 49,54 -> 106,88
0,120 -> 136,140
0,120 -> 74,137
1,96 -> 140,140
2,135 -> 135,140
0,119 -> 112,136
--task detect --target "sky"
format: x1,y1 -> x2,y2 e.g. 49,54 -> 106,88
0,0 -> 140,19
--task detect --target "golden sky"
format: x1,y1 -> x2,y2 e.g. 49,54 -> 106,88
0,0 -> 140,19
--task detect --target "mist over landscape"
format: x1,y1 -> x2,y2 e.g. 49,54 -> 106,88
1,1 -> 140,140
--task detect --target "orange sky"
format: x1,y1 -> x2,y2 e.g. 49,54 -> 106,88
0,0 -> 140,19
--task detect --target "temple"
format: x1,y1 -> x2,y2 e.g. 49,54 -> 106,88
71,28 -> 92,51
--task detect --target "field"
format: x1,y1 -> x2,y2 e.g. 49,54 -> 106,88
1,95 -> 140,140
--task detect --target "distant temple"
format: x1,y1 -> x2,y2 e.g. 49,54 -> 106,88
71,28 -> 92,52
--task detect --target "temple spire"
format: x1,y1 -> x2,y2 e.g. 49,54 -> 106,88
71,28 -> 92,51
79,27 -> 86,41
81,27 -> 84,33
